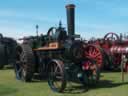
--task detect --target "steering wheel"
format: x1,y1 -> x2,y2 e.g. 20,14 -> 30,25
104,32 -> 119,41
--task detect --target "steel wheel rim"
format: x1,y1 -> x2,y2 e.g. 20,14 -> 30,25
48,62 -> 64,92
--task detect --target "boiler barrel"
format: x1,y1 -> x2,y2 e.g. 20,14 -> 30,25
110,46 -> 128,53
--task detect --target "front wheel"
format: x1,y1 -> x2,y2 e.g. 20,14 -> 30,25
48,59 -> 67,92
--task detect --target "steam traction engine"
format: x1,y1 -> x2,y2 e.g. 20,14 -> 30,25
0,33 -> 17,69
14,4 -> 100,92
86,32 -> 128,72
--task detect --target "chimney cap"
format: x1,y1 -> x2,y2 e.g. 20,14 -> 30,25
66,4 -> 75,9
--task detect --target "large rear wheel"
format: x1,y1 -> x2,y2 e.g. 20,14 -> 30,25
14,44 -> 35,82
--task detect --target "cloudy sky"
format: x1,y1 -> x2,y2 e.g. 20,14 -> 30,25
0,0 -> 128,39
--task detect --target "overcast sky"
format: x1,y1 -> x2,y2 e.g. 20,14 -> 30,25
0,0 -> 128,39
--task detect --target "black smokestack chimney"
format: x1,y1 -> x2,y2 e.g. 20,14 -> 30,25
66,4 -> 75,39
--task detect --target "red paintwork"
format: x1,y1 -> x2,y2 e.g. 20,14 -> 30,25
84,45 -> 103,69
87,32 -> 128,72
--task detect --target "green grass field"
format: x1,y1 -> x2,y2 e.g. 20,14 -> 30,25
0,69 -> 128,96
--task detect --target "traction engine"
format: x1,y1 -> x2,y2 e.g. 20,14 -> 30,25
14,4 -> 101,92
0,33 -> 17,69
87,32 -> 128,72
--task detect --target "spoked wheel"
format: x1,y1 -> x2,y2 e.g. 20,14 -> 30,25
14,44 -> 35,82
82,59 -> 100,85
84,45 -> 104,69
104,32 -> 119,41
48,60 -> 66,92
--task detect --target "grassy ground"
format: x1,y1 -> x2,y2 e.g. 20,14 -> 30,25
0,69 -> 128,96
